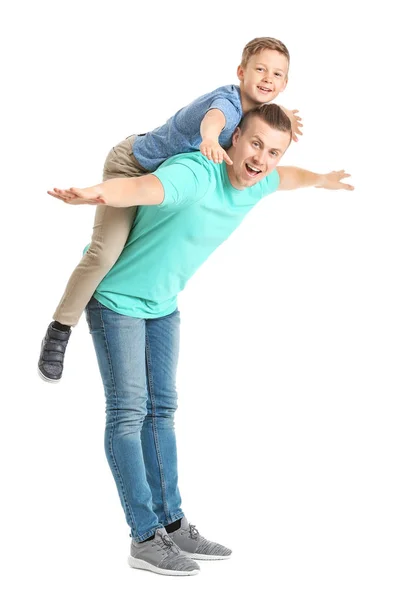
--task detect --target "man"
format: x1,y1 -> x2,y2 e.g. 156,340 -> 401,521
47,104 -> 353,577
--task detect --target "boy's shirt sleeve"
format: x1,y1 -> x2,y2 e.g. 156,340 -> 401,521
152,157 -> 213,209
207,97 -> 242,133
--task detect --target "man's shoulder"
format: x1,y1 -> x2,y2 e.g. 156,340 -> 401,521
160,151 -> 212,172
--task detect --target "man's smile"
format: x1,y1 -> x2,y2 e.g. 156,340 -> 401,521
245,163 -> 262,177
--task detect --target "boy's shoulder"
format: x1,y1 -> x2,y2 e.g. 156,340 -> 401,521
191,84 -> 241,105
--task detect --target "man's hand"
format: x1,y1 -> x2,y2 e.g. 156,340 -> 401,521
48,186 -> 106,205
315,170 -> 354,191
280,107 -> 303,142
200,139 -> 233,165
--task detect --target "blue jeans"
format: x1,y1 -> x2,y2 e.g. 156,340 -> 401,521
85,297 -> 184,542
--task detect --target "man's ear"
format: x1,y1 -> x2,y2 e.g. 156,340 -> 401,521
232,127 -> 241,146
237,64 -> 244,82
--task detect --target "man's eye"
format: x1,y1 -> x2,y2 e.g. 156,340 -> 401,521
270,151 -> 278,157
253,142 -> 260,148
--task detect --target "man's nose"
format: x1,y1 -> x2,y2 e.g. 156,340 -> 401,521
255,148 -> 270,167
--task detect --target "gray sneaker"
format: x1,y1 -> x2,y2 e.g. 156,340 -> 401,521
169,518 -> 232,560
128,527 -> 200,576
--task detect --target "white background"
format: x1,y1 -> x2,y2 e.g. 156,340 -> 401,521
1,0 -> 400,598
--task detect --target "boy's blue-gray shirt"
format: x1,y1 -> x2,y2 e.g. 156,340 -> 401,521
133,85 -> 242,171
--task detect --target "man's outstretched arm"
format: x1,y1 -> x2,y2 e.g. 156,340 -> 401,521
276,167 -> 354,191
48,174 -> 165,207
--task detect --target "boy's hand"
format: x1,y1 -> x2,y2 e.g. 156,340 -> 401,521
200,139 -> 233,165
280,107 -> 304,142
315,170 -> 354,191
48,186 -> 106,205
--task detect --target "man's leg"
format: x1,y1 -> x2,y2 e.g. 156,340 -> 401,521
86,297 -> 161,542
142,309 -> 232,560
86,298 -> 200,576
141,309 -> 184,526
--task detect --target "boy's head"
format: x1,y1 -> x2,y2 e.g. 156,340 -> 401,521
227,103 -> 291,190
237,37 -> 290,109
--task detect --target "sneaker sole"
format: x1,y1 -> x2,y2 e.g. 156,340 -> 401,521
180,550 -> 231,561
37,367 -> 61,383
128,556 -> 199,576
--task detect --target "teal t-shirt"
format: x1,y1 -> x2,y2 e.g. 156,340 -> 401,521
93,152 -> 280,318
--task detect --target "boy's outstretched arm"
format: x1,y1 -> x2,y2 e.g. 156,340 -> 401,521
199,109 -> 233,165
277,167 -> 354,191
278,107 -> 303,142
48,174 -> 165,207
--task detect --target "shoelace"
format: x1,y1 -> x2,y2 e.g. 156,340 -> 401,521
189,524 -> 199,540
160,533 -> 179,554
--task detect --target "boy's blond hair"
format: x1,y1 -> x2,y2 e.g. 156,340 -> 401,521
241,37 -> 290,68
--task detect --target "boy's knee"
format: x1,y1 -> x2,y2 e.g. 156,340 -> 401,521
86,240 -> 124,272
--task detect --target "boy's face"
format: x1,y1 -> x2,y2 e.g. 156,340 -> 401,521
227,116 -> 290,190
237,49 -> 289,106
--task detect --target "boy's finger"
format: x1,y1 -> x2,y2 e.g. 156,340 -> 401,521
223,152 -> 233,165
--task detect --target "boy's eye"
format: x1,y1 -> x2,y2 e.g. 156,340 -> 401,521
275,73 -> 282,77
270,151 -> 278,157
252,142 -> 260,148
256,67 -> 264,72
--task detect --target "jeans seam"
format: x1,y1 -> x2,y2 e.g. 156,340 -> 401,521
145,329 -> 170,522
99,305 -> 137,535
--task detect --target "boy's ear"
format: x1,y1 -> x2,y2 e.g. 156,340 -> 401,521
237,64 -> 244,82
281,77 -> 288,92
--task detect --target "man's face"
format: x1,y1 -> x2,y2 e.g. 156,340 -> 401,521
228,116 -> 291,190
237,49 -> 288,106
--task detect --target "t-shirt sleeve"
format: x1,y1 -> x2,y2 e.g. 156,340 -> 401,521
262,169 -> 280,195
152,159 -> 212,209
208,97 -> 242,133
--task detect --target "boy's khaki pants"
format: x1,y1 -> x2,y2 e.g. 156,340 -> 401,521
53,135 -> 148,326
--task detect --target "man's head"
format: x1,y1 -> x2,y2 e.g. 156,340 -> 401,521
227,104 -> 292,190
237,37 -> 290,109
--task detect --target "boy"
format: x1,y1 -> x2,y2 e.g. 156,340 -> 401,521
38,37 -> 302,382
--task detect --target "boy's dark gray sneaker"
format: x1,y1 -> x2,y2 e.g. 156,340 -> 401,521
38,322 -> 71,382
169,517 -> 232,560
128,527 -> 200,576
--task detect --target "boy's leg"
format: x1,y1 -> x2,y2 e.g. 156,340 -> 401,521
38,137 -> 147,382
53,136 -> 146,327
